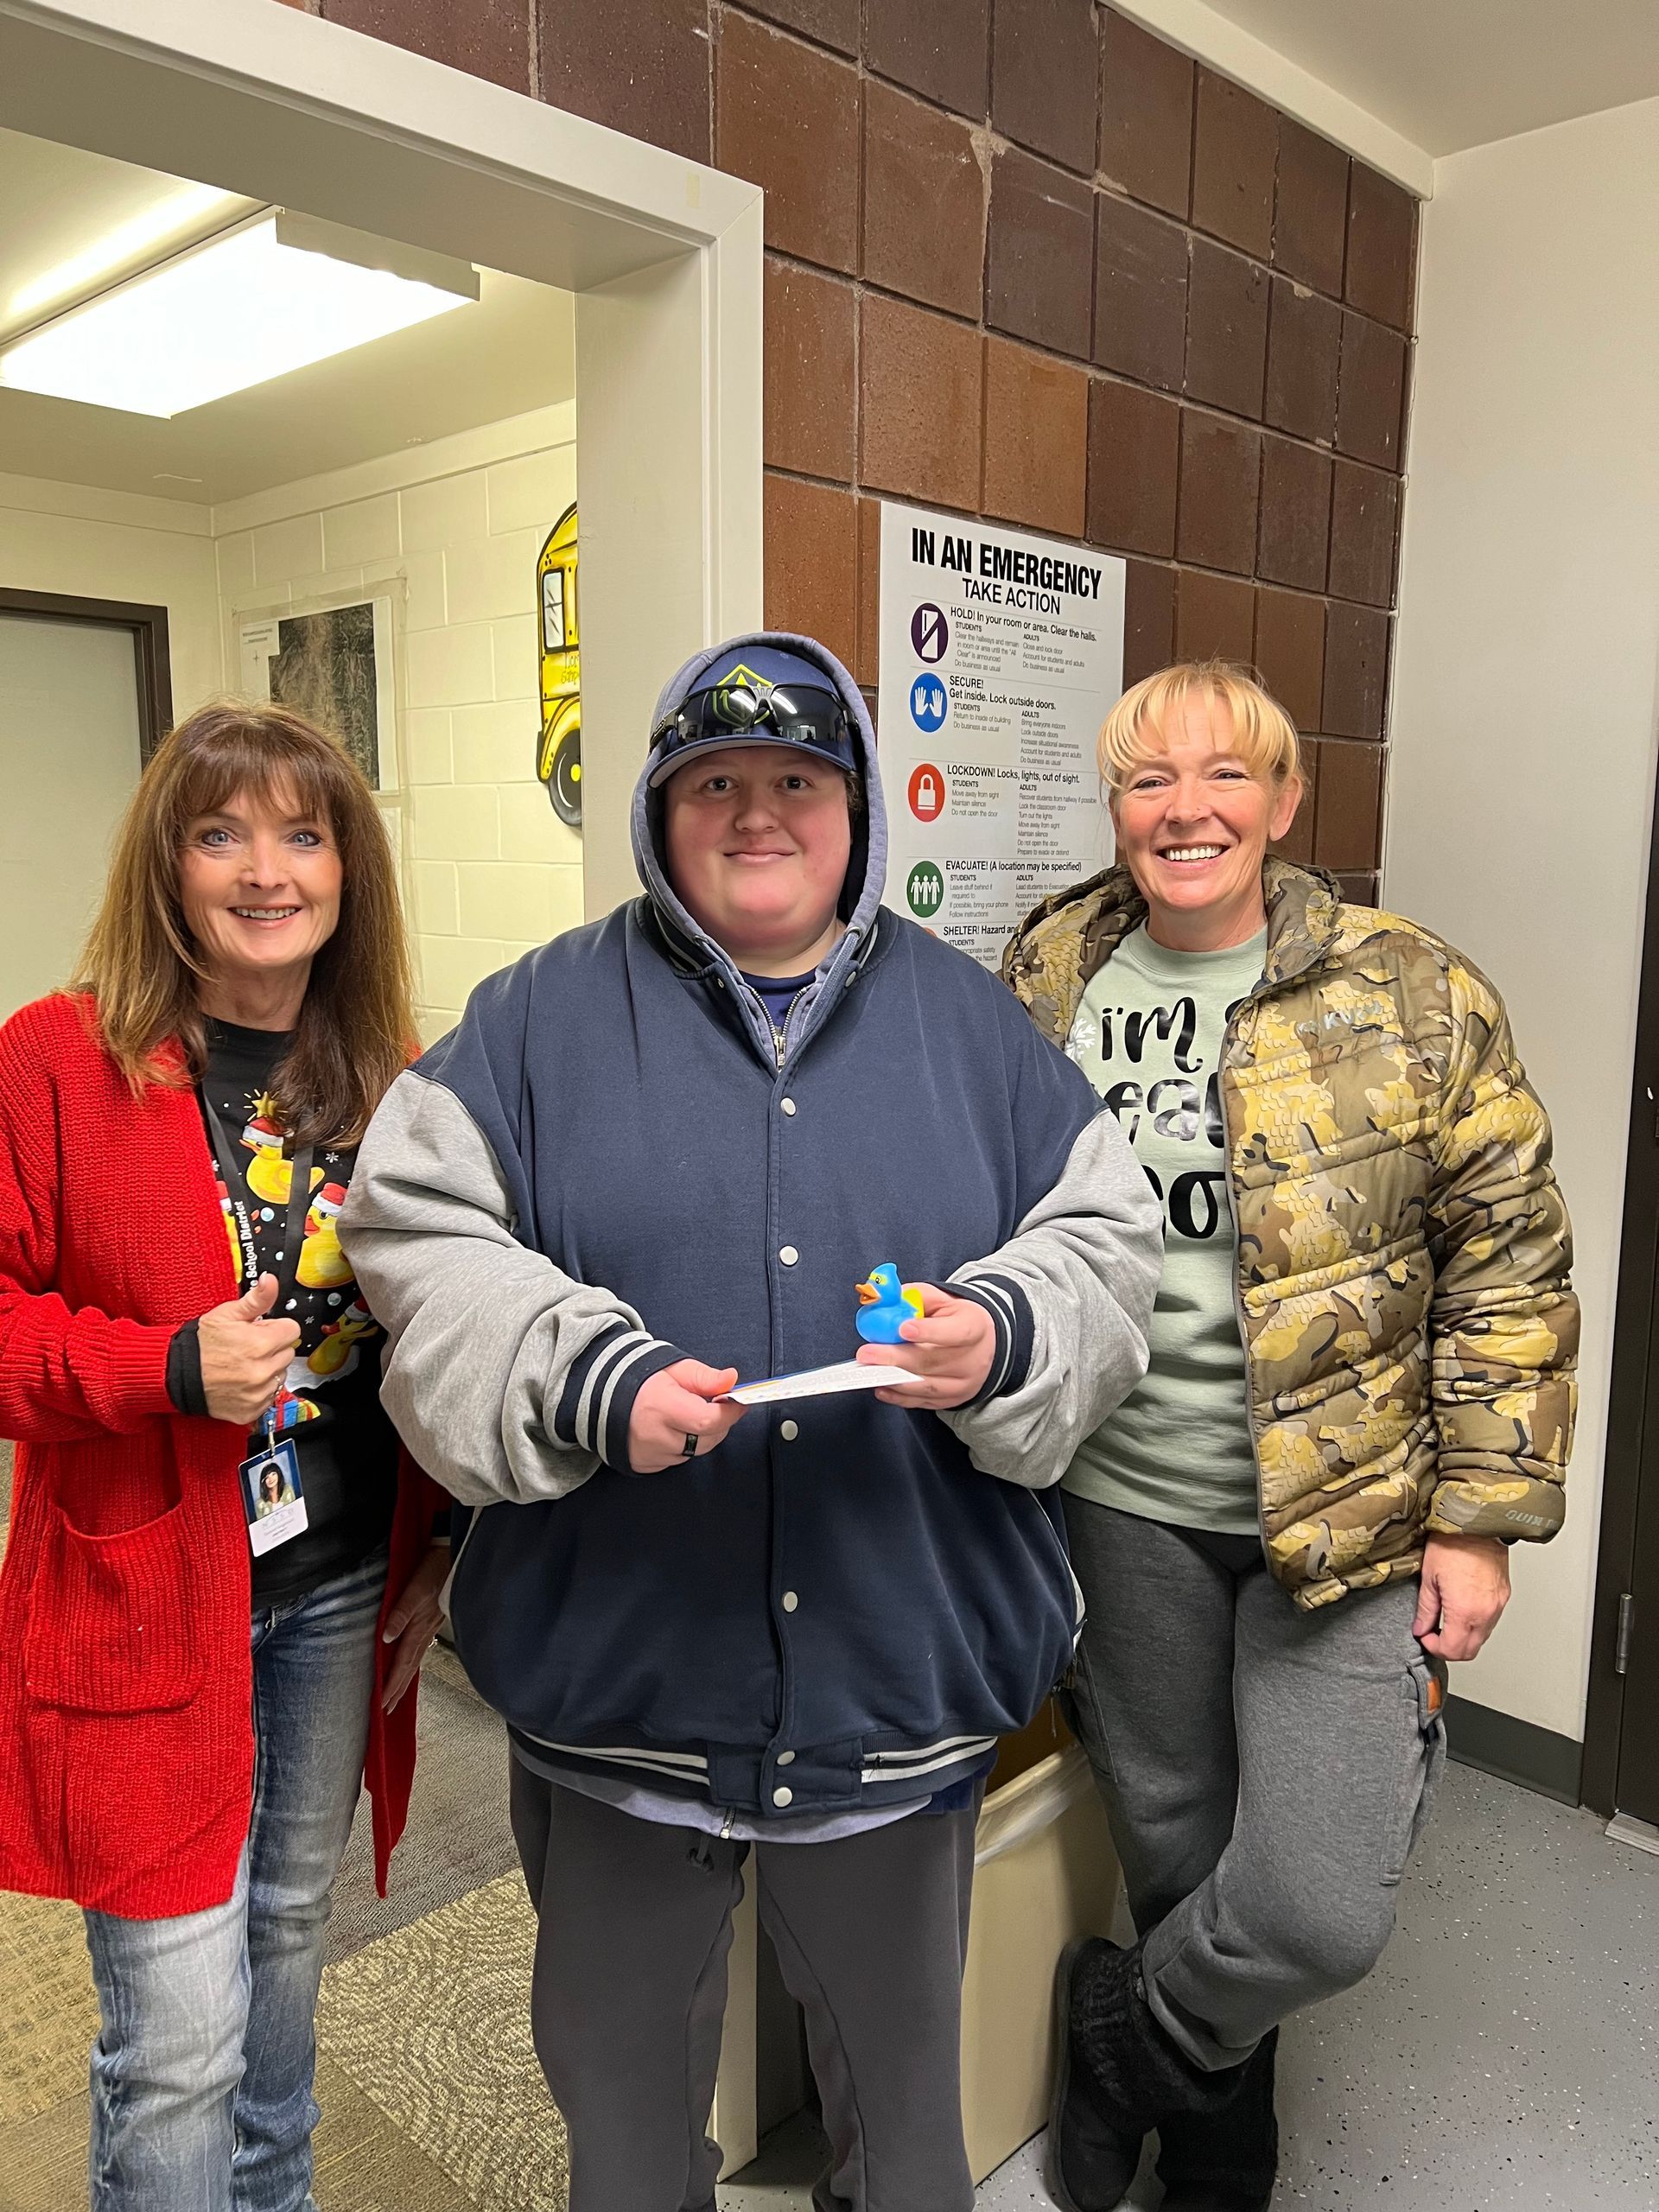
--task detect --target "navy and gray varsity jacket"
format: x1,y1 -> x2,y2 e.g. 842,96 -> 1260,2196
343,632 -> 1160,1821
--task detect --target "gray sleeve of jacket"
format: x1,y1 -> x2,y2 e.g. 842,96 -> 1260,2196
941,1110 -> 1162,1490
339,1071 -> 688,1507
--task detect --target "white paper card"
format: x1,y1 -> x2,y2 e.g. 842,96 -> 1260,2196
724,1360 -> 927,1407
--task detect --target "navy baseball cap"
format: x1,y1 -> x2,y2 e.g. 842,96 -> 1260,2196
648,645 -> 860,789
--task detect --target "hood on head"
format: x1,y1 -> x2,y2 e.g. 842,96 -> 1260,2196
632,631 -> 887,962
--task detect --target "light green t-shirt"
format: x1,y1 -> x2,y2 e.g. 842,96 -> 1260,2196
1064,924 -> 1267,1535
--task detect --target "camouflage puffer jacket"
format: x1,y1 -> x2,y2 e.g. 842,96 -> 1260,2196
1004,858 -> 1577,1610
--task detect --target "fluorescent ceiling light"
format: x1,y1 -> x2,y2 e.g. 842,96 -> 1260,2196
0,211 -> 479,417
6,181 -> 246,325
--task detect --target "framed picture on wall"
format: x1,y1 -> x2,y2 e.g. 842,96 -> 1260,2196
238,595 -> 397,790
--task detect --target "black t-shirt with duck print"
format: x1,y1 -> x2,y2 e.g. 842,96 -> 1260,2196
195,1019 -> 399,1605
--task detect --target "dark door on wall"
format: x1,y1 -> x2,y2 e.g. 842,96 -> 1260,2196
1600,1245 -> 1659,1824
1586,791 -> 1659,1823
0,588 -> 172,1021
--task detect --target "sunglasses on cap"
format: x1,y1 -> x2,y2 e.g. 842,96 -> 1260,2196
650,675 -> 859,786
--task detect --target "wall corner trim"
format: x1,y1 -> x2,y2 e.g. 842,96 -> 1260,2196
1109,0 -> 1435,198
1444,1694 -> 1585,1807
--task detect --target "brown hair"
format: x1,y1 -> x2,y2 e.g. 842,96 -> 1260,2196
1099,660 -> 1303,797
74,701 -> 413,1146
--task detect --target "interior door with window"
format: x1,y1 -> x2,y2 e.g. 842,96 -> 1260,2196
0,610 -> 146,1021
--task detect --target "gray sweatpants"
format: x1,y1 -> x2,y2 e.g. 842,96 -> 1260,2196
509,1757 -> 979,2212
1062,1497 -> 1446,2072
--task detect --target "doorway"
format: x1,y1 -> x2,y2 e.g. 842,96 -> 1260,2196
0,588 -> 170,1017
0,0 -> 762,922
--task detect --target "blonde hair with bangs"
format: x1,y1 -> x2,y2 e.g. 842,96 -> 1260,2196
1099,661 -> 1302,798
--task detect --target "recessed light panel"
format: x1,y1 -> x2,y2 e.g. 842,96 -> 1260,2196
0,211 -> 479,417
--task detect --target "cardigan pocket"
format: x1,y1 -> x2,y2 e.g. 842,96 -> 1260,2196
24,1499 -> 205,1714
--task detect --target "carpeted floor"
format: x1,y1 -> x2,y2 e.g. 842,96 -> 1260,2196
324,1646 -> 526,1967
0,1432 -> 568,2211
0,1656 -> 568,2211
315,1873 -> 562,2210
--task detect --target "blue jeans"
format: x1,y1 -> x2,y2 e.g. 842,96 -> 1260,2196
82,1549 -> 387,2212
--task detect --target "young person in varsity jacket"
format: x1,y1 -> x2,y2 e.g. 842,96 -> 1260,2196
342,633 -> 1163,2212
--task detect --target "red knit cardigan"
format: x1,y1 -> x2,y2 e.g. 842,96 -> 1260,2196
0,993 -> 440,1920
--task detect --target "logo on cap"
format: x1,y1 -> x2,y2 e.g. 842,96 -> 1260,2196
708,664 -> 770,726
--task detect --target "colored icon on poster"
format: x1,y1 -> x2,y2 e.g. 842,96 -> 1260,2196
911,603 -> 950,664
909,673 -> 948,733
906,861 -> 944,917
907,764 -> 945,823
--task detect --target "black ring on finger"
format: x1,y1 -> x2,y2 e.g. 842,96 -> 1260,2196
682,1433 -> 699,1459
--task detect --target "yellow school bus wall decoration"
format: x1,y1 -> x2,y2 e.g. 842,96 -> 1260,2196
537,503 -> 581,827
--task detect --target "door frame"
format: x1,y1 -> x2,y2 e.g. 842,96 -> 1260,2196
1582,786 -> 1659,1814
0,586 -> 173,760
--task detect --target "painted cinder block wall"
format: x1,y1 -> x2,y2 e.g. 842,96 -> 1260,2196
213,421 -> 582,1042
287,0 -> 1417,901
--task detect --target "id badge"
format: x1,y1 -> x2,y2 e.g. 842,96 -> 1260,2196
239,1438 -> 309,1556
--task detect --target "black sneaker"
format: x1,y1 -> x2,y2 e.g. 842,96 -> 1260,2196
1047,1938 -> 1145,2212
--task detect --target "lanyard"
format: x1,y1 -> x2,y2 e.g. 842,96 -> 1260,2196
202,1094 -> 314,1446
200,1090 -> 315,1317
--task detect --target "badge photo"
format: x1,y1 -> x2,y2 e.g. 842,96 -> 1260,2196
239,1438 -> 309,1556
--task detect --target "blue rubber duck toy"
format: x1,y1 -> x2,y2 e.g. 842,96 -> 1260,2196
855,1263 -> 925,1345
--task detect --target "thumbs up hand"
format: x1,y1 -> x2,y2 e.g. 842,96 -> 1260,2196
198,1272 -> 304,1428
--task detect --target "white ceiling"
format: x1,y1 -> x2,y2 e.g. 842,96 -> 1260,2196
1198,0 -> 1659,159
0,127 -> 575,506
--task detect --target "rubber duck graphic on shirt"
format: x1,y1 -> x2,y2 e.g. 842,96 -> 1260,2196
308,1299 -> 378,1381
238,1098 -> 324,1208
239,1111 -> 295,1205
296,1182 -> 353,1289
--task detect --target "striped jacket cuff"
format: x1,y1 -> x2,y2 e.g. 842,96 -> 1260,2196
553,1320 -> 690,1475
950,1274 -> 1033,1405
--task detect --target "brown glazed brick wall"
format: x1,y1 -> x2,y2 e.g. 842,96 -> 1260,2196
303,0 -> 1418,900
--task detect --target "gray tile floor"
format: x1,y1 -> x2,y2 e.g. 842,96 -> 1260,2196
720,1761 -> 1659,2210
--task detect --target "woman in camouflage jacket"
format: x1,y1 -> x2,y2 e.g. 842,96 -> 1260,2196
1006,661 -> 1576,2212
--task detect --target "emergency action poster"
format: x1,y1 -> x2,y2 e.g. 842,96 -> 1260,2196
875,500 -> 1126,969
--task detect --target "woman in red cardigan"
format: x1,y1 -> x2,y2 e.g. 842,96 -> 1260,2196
0,702 -> 448,2212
